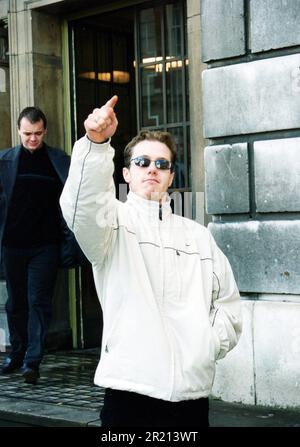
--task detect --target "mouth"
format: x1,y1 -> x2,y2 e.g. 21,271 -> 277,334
143,179 -> 159,184
144,178 -> 159,183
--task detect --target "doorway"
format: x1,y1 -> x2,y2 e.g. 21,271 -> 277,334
69,8 -> 136,348
69,0 -> 189,348
71,11 -> 137,193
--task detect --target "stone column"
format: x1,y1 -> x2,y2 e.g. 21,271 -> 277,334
8,0 -> 34,143
8,1 -> 64,148
187,0 -> 208,225
0,17 -> 11,148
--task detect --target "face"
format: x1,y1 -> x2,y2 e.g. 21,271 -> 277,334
18,118 -> 47,152
123,140 -> 174,201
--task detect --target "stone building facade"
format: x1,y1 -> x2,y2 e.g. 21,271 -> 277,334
0,0 -> 299,409
202,0 -> 300,409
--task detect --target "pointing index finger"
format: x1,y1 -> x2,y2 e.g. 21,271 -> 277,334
105,95 -> 118,109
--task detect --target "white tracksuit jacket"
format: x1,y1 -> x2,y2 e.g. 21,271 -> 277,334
60,136 -> 242,402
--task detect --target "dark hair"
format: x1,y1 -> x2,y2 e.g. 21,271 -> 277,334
17,107 -> 47,129
124,130 -> 177,170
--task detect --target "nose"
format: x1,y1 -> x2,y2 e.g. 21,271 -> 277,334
147,161 -> 158,173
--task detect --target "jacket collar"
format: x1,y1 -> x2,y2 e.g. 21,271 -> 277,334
126,191 -> 172,221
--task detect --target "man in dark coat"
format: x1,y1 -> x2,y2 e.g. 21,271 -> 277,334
0,107 -> 70,383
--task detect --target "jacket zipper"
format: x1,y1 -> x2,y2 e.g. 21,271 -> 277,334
158,215 -> 176,399
159,202 -> 162,220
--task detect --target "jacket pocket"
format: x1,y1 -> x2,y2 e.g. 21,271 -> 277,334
102,301 -> 125,355
211,326 -> 221,360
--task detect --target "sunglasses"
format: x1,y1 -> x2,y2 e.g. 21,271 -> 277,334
130,156 -> 173,171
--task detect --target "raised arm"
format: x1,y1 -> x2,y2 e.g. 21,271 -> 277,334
60,96 -> 120,267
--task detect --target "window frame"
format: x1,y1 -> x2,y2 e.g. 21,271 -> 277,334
134,0 -> 190,192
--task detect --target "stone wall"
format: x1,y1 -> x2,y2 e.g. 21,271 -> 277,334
0,8 -> 11,149
201,0 -> 300,408
8,6 -> 64,147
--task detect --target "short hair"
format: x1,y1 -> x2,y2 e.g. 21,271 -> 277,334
17,107 -> 47,129
124,130 -> 177,171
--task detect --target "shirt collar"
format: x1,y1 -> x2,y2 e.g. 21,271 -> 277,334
127,190 -> 172,221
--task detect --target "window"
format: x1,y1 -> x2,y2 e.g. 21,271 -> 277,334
136,1 -> 190,190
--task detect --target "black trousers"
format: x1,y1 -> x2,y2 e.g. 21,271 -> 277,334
100,388 -> 209,428
3,245 -> 59,367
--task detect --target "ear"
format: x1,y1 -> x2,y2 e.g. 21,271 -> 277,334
123,167 -> 131,184
168,171 -> 175,188
44,128 -> 48,135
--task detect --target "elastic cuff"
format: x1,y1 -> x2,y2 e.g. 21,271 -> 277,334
85,134 -> 111,145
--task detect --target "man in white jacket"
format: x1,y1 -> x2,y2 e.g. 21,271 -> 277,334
60,96 -> 242,427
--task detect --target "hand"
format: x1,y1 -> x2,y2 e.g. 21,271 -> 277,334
84,95 -> 118,143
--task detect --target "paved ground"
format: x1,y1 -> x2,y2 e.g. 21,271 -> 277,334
0,349 -> 299,428
0,349 -> 103,427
